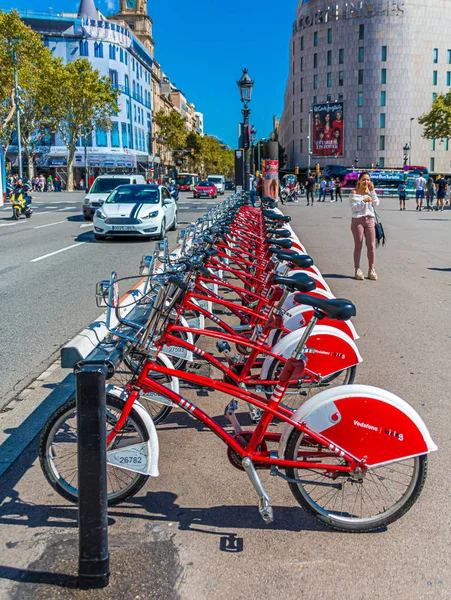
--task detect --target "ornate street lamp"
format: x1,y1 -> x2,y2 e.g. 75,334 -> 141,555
403,143 -> 410,168
237,69 -> 254,191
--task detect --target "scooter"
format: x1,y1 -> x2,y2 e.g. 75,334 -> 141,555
10,184 -> 33,220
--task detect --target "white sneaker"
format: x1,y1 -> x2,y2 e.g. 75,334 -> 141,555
355,268 -> 364,280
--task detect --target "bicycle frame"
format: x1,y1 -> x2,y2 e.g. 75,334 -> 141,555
107,360 -> 360,473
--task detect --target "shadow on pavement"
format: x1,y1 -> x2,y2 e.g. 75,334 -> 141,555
428,267 -> 451,272
322,273 -> 356,280
66,215 -> 85,222
0,565 -> 78,589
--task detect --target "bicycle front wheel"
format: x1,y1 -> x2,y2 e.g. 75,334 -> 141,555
39,394 -> 149,505
285,428 -> 428,532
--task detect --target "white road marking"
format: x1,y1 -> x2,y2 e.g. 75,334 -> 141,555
56,206 -> 76,211
30,242 -> 86,263
43,206 -> 58,209
0,221 -> 25,228
80,223 -> 93,228
34,220 -> 67,230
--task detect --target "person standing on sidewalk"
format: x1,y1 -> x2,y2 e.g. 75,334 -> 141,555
319,177 -> 327,202
415,172 -> 426,211
328,178 -> 335,202
435,174 -> 448,211
350,171 -> 380,281
305,172 -> 316,206
398,180 -> 407,211
426,176 -> 435,211
334,177 -> 343,202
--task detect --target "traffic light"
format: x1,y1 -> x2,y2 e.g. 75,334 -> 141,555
295,165 -> 299,175
190,148 -> 195,155
316,162 -> 320,174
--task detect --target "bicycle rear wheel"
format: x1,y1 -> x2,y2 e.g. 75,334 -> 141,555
39,394 -> 149,505
284,428 -> 428,532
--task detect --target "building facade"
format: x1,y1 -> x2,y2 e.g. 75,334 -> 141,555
10,0 -> 203,183
279,0 -> 451,173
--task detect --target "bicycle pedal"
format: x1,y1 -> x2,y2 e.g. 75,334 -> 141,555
259,498 -> 274,525
216,341 -> 232,353
249,408 -> 262,424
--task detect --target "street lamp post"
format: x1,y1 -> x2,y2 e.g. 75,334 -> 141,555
250,125 -> 257,174
237,68 -> 254,192
403,143 -> 410,168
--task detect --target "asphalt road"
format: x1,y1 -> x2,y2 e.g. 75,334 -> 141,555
0,190 -> 222,409
0,195 -> 450,599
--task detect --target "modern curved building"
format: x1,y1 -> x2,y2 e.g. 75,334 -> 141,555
279,0 -> 451,173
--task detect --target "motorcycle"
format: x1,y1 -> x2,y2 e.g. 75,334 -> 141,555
10,184 -> 33,220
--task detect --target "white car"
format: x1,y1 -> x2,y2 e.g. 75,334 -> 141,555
82,174 -> 146,220
93,184 -> 177,241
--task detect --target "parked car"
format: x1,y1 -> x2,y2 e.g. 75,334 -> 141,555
207,174 -> 225,195
82,174 -> 146,220
225,180 -> 234,191
93,184 -> 177,241
193,181 -> 217,199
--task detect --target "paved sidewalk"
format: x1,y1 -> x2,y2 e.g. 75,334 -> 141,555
0,199 -> 450,599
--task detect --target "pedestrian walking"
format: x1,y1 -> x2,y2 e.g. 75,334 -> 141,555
350,171 -> 380,281
426,176 -> 435,211
249,175 -> 257,206
305,172 -> 316,206
415,171 -> 427,211
46,174 -> 53,192
398,180 -> 407,211
328,179 -> 335,202
38,174 -> 45,192
319,177 -> 327,202
435,174 -> 448,211
334,177 -> 343,202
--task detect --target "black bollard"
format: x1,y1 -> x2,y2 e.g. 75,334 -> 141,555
76,361 -> 110,588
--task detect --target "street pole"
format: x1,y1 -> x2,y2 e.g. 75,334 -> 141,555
308,110 -> 312,174
257,141 -> 261,175
84,137 -> 88,192
242,104 -> 250,191
13,47 -> 23,179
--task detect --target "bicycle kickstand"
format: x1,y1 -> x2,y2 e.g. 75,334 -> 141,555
241,457 -> 274,524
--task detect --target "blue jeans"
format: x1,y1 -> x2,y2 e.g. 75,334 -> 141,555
250,190 -> 256,206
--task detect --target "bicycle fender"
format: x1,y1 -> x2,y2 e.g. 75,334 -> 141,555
282,288 -> 335,311
283,305 -> 359,341
286,270 -> 332,294
163,316 -> 194,362
275,262 -> 322,277
278,385 -> 437,468
106,400 -> 160,477
260,325 -> 362,381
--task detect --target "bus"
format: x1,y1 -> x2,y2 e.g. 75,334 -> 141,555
176,172 -> 199,191
0,146 -> 6,207
342,170 -> 408,196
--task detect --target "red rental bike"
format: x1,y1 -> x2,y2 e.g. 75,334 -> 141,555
39,272 -> 437,533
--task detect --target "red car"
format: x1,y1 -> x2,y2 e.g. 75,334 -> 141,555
193,181 -> 217,199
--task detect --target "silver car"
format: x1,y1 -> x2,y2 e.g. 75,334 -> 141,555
93,184 -> 177,241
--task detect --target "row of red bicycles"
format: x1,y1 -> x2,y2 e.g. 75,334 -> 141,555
39,193 -> 437,532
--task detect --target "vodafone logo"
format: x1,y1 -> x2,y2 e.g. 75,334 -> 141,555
354,420 -> 379,432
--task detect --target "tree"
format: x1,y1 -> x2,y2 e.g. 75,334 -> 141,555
185,131 -> 202,171
46,59 -> 119,190
418,94 -> 451,142
154,109 -> 187,153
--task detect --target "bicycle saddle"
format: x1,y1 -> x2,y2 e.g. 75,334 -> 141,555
267,229 -> 291,238
275,251 -> 314,269
262,211 -> 291,223
265,238 -> 293,248
272,273 -> 316,293
294,295 -> 356,321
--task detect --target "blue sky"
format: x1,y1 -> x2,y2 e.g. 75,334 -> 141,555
1,0 -> 299,148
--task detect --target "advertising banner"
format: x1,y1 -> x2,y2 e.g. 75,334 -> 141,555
263,159 -> 279,199
312,102 -> 344,158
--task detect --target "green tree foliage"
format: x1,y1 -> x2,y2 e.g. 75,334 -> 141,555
46,59 -> 119,190
155,109 -> 187,152
418,94 -> 451,141
185,131 -> 202,170
0,10 -> 52,133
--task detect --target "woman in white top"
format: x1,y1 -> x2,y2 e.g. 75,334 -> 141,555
350,171 -> 380,280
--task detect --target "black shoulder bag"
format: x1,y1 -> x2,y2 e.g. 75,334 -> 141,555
373,208 -> 386,248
